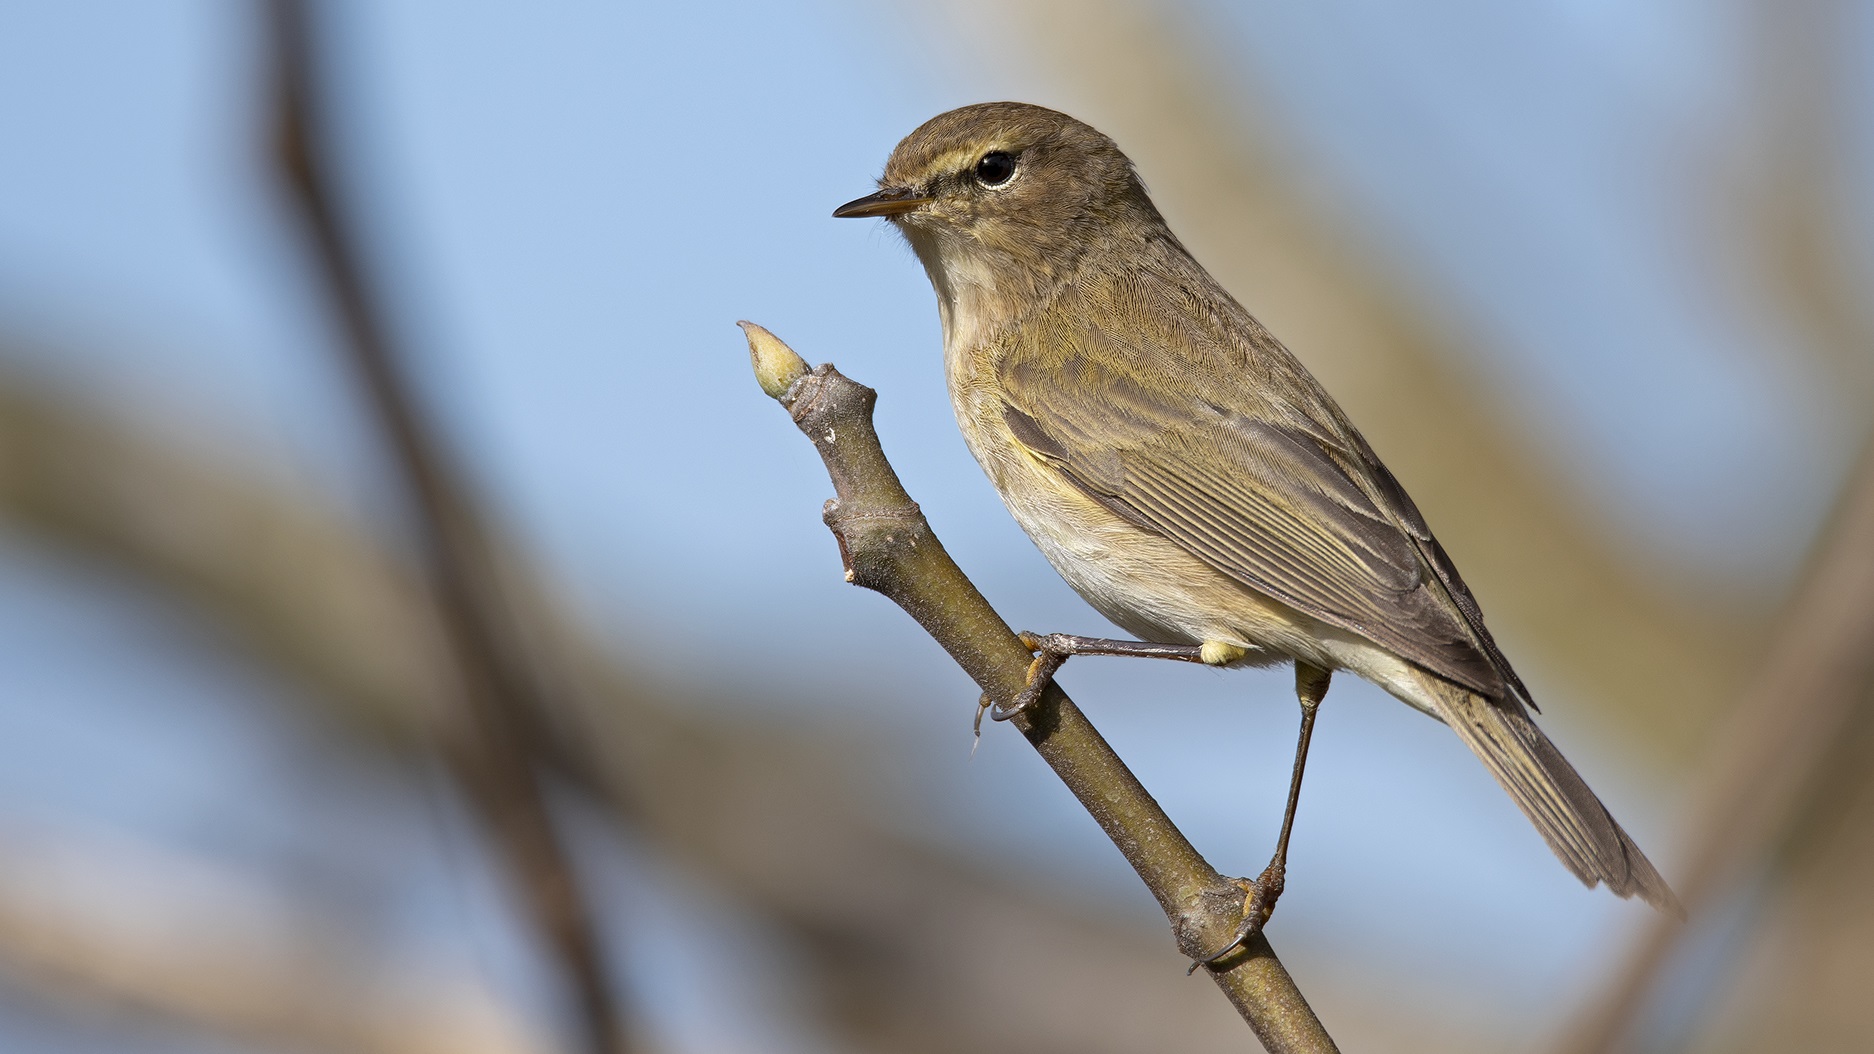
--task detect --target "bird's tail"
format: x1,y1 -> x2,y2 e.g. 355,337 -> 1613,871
1400,666 -> 1682,914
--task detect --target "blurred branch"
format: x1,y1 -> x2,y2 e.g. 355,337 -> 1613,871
0,360 -> 1342,1052
0,821 -> 548,1054
1742,0 -> 1874,393
268,3 -> 625,1051
742,322 -> 1337,1054
1555,442 -> 1874,1054
1554,6 -> 1874,1046
1718,679 -> 1874,1048
909,0 -> 1758,755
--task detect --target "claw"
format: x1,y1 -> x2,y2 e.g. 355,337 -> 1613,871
1187,868 -> 1285,972
993,641 -> 1069,723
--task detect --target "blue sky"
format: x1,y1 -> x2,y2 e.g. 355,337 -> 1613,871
0,1 -> 1867,1050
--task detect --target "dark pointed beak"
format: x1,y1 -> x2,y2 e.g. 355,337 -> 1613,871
833,187 -> 932,218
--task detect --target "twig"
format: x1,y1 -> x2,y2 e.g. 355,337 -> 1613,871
268,4 -> 625,1051
0,365 -> 1353,1053
1555,443 -> 1874,1054
743,322 -> 1338,1053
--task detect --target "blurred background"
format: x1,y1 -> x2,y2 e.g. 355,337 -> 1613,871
0,1 -> 1870,1052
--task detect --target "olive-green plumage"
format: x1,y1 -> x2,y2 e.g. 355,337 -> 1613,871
837,102 -> 1677,911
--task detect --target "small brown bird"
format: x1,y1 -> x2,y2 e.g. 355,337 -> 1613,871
835,102 -> 1678,959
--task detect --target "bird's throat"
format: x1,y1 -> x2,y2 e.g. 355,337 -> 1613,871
900,222 -> 1052,362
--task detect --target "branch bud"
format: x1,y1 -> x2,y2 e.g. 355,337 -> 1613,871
739,321 -> 810,401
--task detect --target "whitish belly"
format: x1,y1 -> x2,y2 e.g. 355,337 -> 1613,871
953,396 -> 1300,660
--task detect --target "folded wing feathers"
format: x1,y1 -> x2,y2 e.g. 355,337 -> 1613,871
1414,670 -> 1681,913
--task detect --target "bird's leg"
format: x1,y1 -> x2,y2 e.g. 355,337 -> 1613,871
1192,662 -> 1331,969
989,632 -> 1211,723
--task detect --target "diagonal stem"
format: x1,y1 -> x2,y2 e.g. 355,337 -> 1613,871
269,4 -> 627,1051
1555,443 -> 1874,1054
745,322 -> 1337,1054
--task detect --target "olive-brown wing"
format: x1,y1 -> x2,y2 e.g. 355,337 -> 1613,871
998,334 -> 1509,699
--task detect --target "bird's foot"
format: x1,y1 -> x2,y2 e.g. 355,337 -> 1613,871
986,632 -> 1073,724
989,632 -> 1211,725
1187,862 -> 1286,973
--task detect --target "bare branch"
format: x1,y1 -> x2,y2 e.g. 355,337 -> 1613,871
0,351 -> 1487,1049
267,4 -> 624,1050
743,322 -> 1338,1053
1555,443 -> 1874,1054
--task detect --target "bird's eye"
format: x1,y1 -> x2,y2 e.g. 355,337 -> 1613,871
974,151 -> 1017,187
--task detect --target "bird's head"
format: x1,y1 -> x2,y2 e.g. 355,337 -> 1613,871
835,102 -> 1163,322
